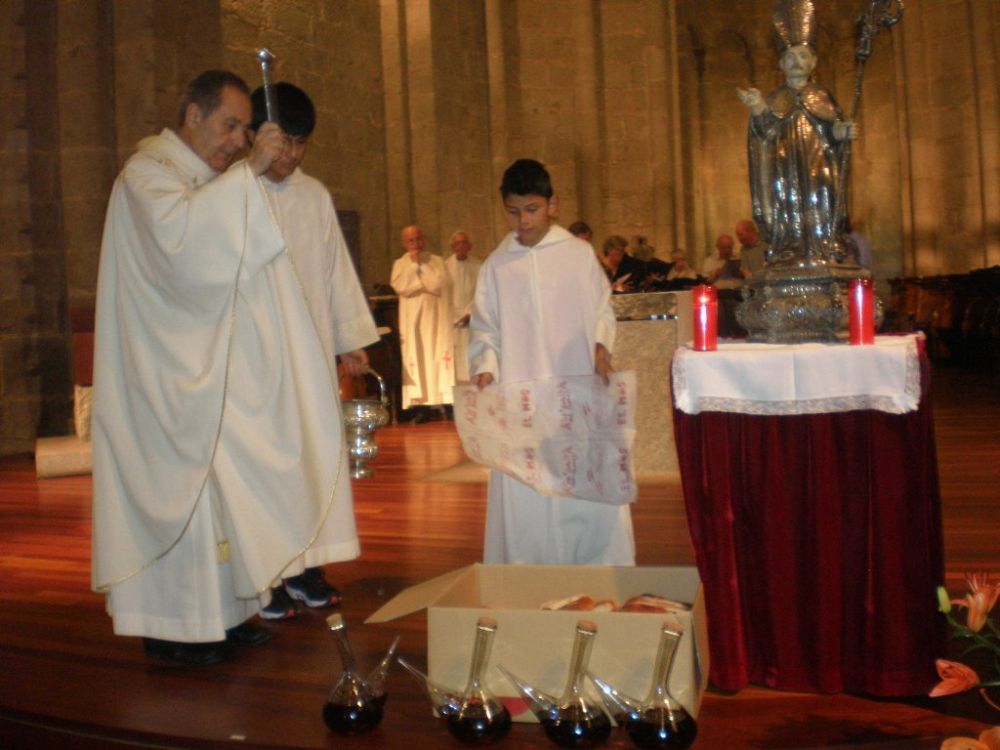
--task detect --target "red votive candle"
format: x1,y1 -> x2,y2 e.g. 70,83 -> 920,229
849,278 -> 875,345
693,284 -> 718,351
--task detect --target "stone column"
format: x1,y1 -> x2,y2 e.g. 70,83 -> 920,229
572,4 -> 604,237
381,0 -> 417,247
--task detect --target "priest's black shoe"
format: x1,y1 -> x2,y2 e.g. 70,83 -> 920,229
143,637 -> 229,666
226,621 -> 271,647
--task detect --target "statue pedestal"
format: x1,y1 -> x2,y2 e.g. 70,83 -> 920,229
737,261 -> 872,343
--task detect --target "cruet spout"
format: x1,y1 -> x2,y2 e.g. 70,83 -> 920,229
397,656 -> 463,719
496,663 -> 560,722
366,635 -> 400,698
587,671 -> 642,725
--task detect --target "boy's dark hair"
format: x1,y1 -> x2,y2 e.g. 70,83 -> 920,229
250,82 -> 316,137
178,70 -> 250,127
500,158 -> 553,199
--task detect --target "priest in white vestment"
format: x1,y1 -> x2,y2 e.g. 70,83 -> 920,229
469,159 -> 635,565
444,231 -> 483,383
249,82 -> 380,619
390,225 -> 455,412
91,71 -> 355,664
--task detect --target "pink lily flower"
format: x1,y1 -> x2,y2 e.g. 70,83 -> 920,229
940,738 -> 989,750
951,574 -> 1000,633
929,659 -> 980,697
940,727 -> 1000,750
979,727 -> 1000,750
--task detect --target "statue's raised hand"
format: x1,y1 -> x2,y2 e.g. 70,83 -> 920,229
737,87 -> 766,116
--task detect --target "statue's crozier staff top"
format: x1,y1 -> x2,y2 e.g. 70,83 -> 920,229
772,0 -> 817,51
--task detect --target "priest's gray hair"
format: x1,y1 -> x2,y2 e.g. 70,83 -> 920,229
177,70 -> 250,127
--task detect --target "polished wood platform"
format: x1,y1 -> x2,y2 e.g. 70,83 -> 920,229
1,366 -> 998,749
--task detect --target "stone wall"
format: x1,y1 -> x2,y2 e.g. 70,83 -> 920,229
0,0 -> 40,454
217,0 -> 390,284
1,0 -> 998,454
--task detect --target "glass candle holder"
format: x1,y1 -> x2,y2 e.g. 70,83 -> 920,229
692,285 -> 718,351
848,278 -> 875,345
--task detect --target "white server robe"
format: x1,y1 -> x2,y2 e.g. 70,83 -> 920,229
91,129 -> 354,642
260,168 -> 379,376
390,252 -> 455,408
468,225 -> 635,565
258,167 -> 380,571
444,253 -> 483,382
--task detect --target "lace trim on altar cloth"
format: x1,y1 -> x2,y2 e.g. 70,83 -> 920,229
672,335 -> 923,416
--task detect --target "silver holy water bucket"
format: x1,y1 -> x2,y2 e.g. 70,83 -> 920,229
342,369 -> 390,479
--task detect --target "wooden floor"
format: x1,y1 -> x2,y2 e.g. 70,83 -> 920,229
1,365 -> 998,749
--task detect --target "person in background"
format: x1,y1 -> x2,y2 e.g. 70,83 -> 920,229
666,249 -> 700,281
702,233 -> 748,337
702,233 -> 746,289
568,221 -> 593,242
569,220 -> 602,264
631,234 -> 672,287
602,234 -> 646,293
444,230 -> 482,384
390,224 -> 455,423
249,82 -> 379,621
469,158 -> 635,566
842,215 -> 874,271
630,234 -> 655,261
735,219 -> 765,276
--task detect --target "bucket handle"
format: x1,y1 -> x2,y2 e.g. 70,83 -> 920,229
363,367 -> 389,405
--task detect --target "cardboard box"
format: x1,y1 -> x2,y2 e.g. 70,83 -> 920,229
366,563 -> 708,723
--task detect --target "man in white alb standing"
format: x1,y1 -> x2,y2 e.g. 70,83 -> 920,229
390,225 -> 455,422
443,231 -> 482,384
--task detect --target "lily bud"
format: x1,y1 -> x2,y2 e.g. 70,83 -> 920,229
937,585 -> 952,614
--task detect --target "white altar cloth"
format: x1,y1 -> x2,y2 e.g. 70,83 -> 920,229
672,334 -> 923,416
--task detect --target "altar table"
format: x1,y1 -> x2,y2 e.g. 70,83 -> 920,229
671,334 -> 944,696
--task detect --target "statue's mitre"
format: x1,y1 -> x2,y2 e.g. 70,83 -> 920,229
772,0 -> 817,50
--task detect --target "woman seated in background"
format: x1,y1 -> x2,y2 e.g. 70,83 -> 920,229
602,235 -> 646,293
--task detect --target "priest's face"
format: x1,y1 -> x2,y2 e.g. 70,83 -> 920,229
450,233 -> 472,259
503,193 -> 557,248
401,225 -> 425,257
265,133 -> 309,183
183,85 -> 252,173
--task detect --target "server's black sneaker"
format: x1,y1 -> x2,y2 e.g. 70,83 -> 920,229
284,568 -> 342,608
260,585 -> 299,621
